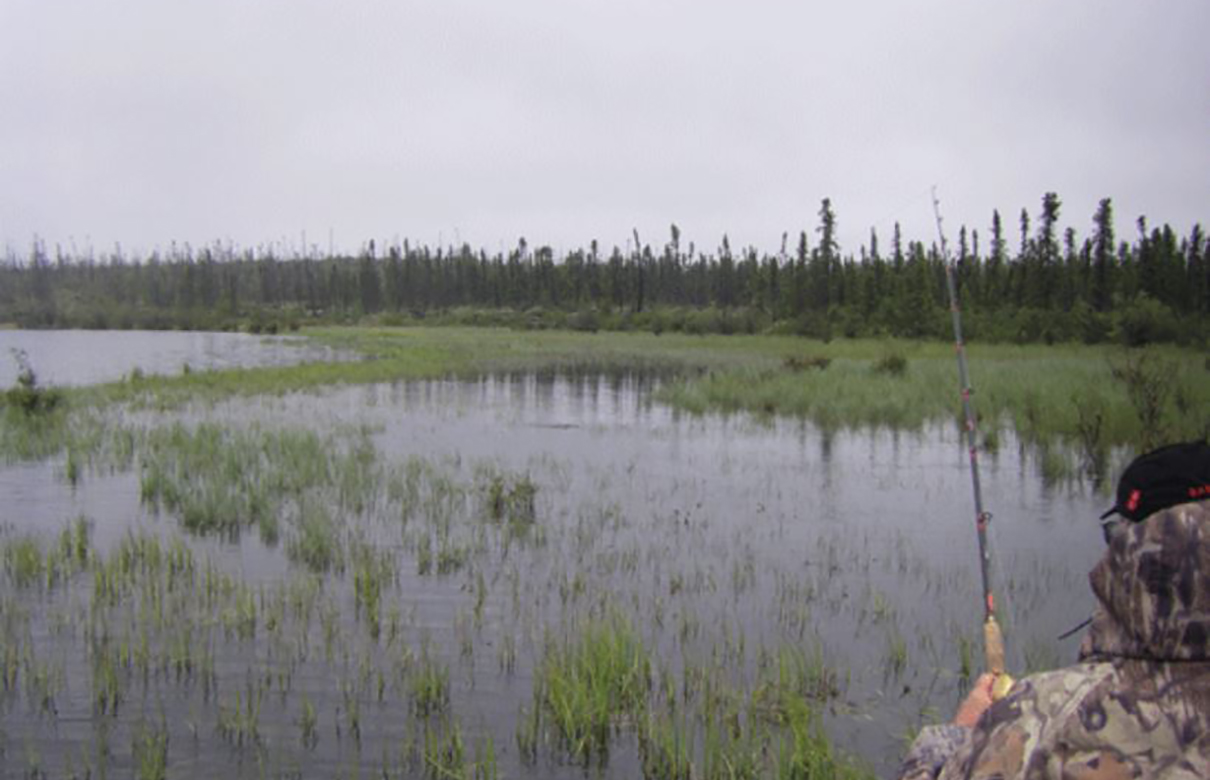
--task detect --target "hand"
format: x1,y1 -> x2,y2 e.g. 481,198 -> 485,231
953,673 -> 996,729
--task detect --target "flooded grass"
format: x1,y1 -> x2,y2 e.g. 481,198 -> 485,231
0,413 -> 901,778
0,328 -> 1178,778
7,329 -> 1198,480
536,608 -> 652,763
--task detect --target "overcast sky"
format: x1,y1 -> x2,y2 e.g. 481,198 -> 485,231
2,0 -> 1207,260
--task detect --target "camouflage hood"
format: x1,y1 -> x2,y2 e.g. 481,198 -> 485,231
1080,500 -> 1210,663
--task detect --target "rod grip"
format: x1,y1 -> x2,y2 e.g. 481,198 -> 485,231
984,616 -> 1014,700
983,616 -> 1005,675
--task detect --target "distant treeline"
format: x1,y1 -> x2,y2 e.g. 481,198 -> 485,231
2,194 -> 1206,346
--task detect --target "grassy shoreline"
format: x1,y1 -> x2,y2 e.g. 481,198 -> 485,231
5,327 -> 1208,472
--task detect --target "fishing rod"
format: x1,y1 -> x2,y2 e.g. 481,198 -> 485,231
931,188 -> 1014,700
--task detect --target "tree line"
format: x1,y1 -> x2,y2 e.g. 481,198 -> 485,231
2,193 -> 1206,346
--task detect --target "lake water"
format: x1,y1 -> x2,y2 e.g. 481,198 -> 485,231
0,329 -> 345,387
0,332 -> 1108,779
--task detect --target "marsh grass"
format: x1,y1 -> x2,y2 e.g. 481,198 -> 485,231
289,501 -> 343,572
3,536 -> 45,588
536,610 -> 652,763
0,401 -> 74,461
639,710 -> 696,780
754,645 -> 842,711
662,341 -> 1208,456
640,658 -> 869,780
484,473 -> 538,527
4,330 -> 1203,472
409,647 -> 451,718
872,352 -> 908,376
773,696 -> 872,780
132,719 -> 168,780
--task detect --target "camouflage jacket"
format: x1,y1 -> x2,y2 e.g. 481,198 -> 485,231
897,500 -> 1210,780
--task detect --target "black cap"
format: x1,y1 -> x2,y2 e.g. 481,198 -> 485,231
1100,440 -> 1210,522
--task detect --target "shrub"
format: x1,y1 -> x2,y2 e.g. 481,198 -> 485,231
1112,295 -> 1178,346
1071,300 -> 1110,344
792,312 -> 832,342
783,355 -> 831,372
3,349 -> 63,416
568,309 -> 600,333
684,308 -> 724,336
873,352 -> 908,376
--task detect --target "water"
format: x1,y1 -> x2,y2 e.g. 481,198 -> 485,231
0,333 -> 1109,779
0,329 -> 345,387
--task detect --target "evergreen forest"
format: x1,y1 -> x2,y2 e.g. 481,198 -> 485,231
2,194 -> 1206,346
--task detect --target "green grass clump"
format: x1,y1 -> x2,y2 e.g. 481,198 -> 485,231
0,520 -> 90,590
753,645 -> 843,715
351,543 -> 394,639
409,649 -> 451,718
132,720 -> 169,780
536,610 -> 652,763
484,473 -> 538,526
3,536 -> 44,588
0,398 -> 73,461
639,710 -> 696,780
774,695 -> 873,780
288,502 -> 343,573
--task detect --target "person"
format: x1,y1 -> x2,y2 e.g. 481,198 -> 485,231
897,441 -> 1210,780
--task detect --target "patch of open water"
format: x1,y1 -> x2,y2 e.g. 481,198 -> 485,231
0,329 -> 346,387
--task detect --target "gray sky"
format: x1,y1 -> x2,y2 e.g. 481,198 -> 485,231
2,0 -> 1207,259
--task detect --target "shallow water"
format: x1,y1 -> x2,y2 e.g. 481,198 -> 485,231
0,336 -> 1109,779
0,329 -> 344,387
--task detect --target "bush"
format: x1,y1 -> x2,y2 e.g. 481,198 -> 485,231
684,307 -> 724,336
792,311 -> 832,341
873,352 -> 908,376
1112,295 -> 1179,346
733,306 -> 771,335
3,350 -> 63,416
567,309 -> 600,333
783,355 -> 831,372
1071,300 -> 1111,344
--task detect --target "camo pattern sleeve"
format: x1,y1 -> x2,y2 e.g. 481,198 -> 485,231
897,724 -> 971,780
936,660 -> 1210,779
